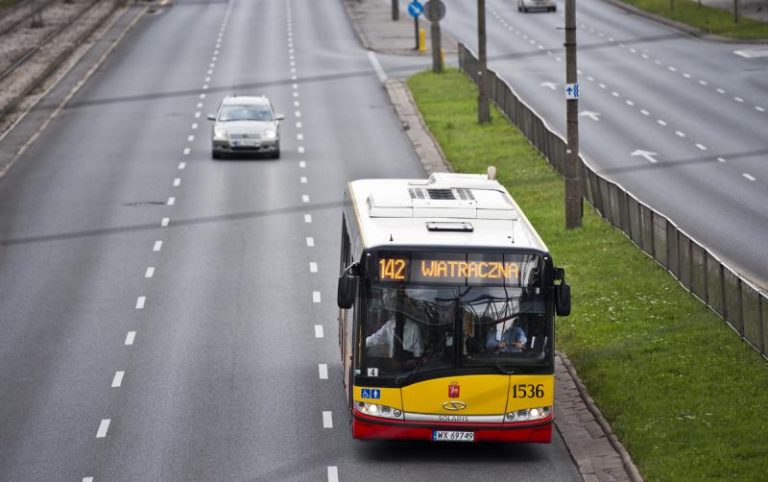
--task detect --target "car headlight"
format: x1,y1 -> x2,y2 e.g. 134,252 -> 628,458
213,126 -> 228,140
505,406 -> 551,422
263,127 -> 277,140
356,401 -> 403,420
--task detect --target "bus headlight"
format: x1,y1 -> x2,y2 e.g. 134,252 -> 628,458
506,406 -> 551,422
356,402 -> 404,420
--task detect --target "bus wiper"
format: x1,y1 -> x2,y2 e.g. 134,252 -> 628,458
493,359 -> 517,375
395,352 -> 435,385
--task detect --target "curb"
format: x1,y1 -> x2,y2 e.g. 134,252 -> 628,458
602,0 -> 768,44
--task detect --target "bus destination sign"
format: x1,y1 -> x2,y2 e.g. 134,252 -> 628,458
377,255 -> 524,286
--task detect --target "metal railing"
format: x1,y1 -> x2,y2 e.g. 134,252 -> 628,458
458,43 -> 768,359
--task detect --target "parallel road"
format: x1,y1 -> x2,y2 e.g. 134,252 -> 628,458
0,0 -> 580,480
440,0 -> 768,290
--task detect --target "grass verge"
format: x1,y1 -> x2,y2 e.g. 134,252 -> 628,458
619,0 -> 768,39
408,69 -> 768,482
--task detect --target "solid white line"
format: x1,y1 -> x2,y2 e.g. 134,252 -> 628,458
167,197 -> 176,206
306,237 -> 315,247
309,262 -> 318,273
173,178 -> 181,187
299,160 -> 306,168
695,143 -> 707,151
178,162 -> 186,170
96,419 -> 111,438
187,135 -> 194,142
161,217 -> 169,227
136,297 -> 146,310
717,157 -> 727,163
304,214 -> 312,223
300,176 -> 307,184
302,195 -> 310,203
298,146 -> 305,153
125,331 -> 136,345
183,148 -> 191,156
319,364 -> 328,379
145,267 -> 155,278
327,466 -> 339,482
322,411 -> 333,428
315,325 -> 324,338
743,173 -> 756,181
112,371 -> 124,388
313,291 -> 321,303
153,240 -> 163,252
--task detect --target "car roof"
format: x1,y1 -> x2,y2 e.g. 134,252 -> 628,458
221,95 -> 270,106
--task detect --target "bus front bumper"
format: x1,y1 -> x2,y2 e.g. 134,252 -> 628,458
352,413 -> 552,443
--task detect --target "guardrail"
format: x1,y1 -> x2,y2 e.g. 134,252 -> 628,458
458,43 -> 768,359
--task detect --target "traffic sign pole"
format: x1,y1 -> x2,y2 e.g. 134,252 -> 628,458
564,0 -> 582,229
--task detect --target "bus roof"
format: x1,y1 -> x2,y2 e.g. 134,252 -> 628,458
347,173 -> 549,254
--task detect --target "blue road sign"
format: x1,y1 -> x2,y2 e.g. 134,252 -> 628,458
565,83 -> 580,100
408,0 -> 424,17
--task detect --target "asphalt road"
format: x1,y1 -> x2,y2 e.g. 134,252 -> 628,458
436,0 -> 768,290
0,0 -> 581,480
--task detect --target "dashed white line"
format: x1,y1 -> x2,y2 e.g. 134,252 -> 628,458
699,80 -> 707,86
153,240 -> 163,252
668,66 -> 677,72
196,102 -> 203,108
599,83 -> 606,89
304,214 -> 312,223
313,291 -> 321,303
187,135 -> 194,142
695,143 -> 707,151
295,111 -> 302,118
83,477 -> 93,482
178,162 -> 186,170
319,364 -> 328,379
315,325 -> 324,338
297,133 -> 304,141
135,296 -> 146,310
161,217 -> 169,227
145,267 -> 155,279
125,331 -> 136,345
309,262 -> 318,273
734,97 -> 744,103
300,176 -> 307,183
743,173 -> 756,181
654,60 -> 662,66
306,237 -> 315,247
293,92 -> 299,98
194,112 -> 201,118
112,371 -> 125,388
717,157 -> 727,163
322,411 -> 333,428
302,194 -> 310,203
716,88 -> 726,94
641,109 -> 650,116
611,91 -> 620,97
173,178 -> 181,187
292,83 -> 298,89
328,466 -> 339,482
191,123 -> 198,130
167,197 -> 176,206
756,106 -> 766,112
96,419 -> 111,438
625,100 -> 635,106
183,148 -> 191,156
675,131 -> 686,138
657,119 -> 667,126
683,73 -> 691,79
200,94 -> 206,99
299,160 -> 306,168
298,146 -> 305,154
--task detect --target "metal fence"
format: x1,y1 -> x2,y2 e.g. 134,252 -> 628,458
458,43 -> 768,359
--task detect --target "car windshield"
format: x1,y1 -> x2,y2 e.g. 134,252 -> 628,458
218,104 -> 272,122
362,284 -> 550,381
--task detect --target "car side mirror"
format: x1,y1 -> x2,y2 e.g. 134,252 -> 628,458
337,274 -> 357,309
206,114 -> 216,121
555,283 -> 571,316
274,114 -> 285,122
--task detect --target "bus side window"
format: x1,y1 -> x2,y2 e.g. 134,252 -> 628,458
339,217 -> 351,274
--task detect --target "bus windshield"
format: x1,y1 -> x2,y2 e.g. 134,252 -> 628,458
362,282 -> 551,381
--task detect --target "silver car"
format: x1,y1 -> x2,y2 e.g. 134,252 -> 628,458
207,95 -> 284,159
518,0 -> 556,12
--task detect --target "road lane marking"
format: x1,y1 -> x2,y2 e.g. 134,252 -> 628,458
306,237 -> 315,247
153,240 -> 163,252
367,51 -> 388,82
315,325 -> 324,338
296,122 -> 302,128
641,109 -> 650,116
178,162 -> 186,170
319,364 -> 328,379
145,267 -> 155,278
328,466 -> 339,482
183,148 -> 190,155
675,131 -> 686,138
173,178 -> 181,187
83,478 -> 93,482
167,197 -> 176,206
599,83 -> 606,89
295,111 -> 302,118
297,133 -> 304,141
757,106 -> 766,112
112,371 -> 125,388
611,91 -> 620,97
717,88 -> 725,94
743,173 -> 756,181
96,419 -> 111,438
293,92 -> 299,98
302,195 -> 310,203
695,143 -> 707,151
657,119 -> 667,126
668,66 -> 677,72
300,176 -> 307,183
313,291 -> 321,303
625,100 -> 634,106
322,411 -> 333,428
299,161 -> 306,168
309,262 -> 318,273
191,123 -> 198,130
160,217 -> 169,227
699,80 -> 707,86
200,94 -> 206,99
195,112 -> 201,118
135,297 -> 146,309
683,73 -> 691,79
304,214 -> 312,223
187,135 -> 194,142
298,146 -> 305,153
125,331 -> 136,345
735,97 -> 744,103
718,157 -> 727,163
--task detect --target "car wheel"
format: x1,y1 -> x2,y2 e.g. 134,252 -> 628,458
271,142 -> 280,159
212,150 -> 223,160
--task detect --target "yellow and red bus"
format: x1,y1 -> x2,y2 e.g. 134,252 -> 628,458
337,173 -> 571,443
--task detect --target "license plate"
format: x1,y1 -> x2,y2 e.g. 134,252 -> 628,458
432,431 -> 475,442
233,139 -> 259,147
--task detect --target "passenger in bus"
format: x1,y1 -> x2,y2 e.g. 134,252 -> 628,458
485,319 -> 527,353
366,316 -> 424,358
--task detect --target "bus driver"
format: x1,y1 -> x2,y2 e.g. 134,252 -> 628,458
365,316 -> 424,359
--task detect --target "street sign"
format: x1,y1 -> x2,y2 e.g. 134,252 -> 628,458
408,0 -> 423,17
424,0 -> 446,22
565,83 -> 580,100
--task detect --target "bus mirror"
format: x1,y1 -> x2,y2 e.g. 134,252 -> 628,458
337,274 -> 357,309
555,283 -> 571,316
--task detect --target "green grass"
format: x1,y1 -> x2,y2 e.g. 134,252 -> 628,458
408,69 -> 768,482
621,0 -> 768,39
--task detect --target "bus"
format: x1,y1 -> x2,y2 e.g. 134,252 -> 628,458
336,172 -> 571,443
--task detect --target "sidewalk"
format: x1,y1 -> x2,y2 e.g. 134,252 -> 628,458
342,2 -> 644,481
701,0 -> 768,23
